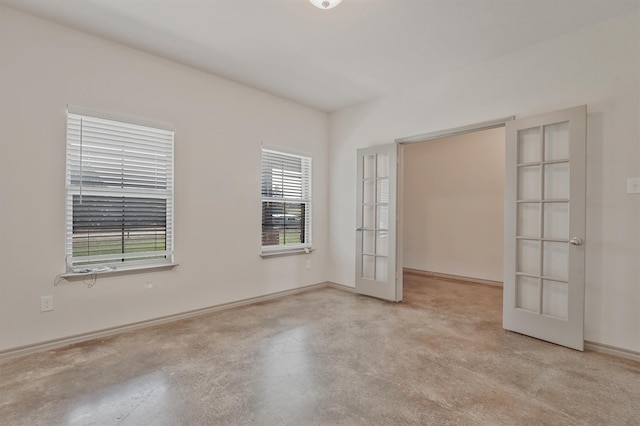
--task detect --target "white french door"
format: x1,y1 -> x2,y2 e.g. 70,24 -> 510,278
355,144 -> 402,301
503,106 -> 586,351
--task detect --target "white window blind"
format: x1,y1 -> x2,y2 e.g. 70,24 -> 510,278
65,108 -> 174,271
261,149 -> 312,252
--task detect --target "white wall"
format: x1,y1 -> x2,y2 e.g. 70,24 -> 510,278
0,7 -> 329,352
329,12 -> 640,352
403,128 -> 505,282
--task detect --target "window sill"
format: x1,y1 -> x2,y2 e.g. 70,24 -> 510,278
61,262 -> 179,279
260,248 -> 315,258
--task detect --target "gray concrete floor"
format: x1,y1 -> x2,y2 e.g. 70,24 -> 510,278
1,275 -> 639,425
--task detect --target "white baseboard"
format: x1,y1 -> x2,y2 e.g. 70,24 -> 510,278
584,341 -> 640,363
327,281 -> 356,293
0,282 -> 331,360
404,268 -> 503,287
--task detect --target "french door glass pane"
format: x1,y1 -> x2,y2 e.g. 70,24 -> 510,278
363,155 -> 375,179
376,256 -> 388,282
362,255 -> 375,279
363,180 -> 375,204
542,280 -> 569,320
363,205 -> 375,229
517,240 -> 540,275
517,203 -> 539,238
517,276 -> 540,313
377,205 -> 389,229
518,127 -> 541,164
363,231 -> 375,254
543,241 -> 569,280
376,153 -> 389,177
376,231 -> 389,256
518,166 -> 541,200
377,178 -> 389,203
543,203 -> 569,239
544,122 -> 569,161
544,163 -> 570,200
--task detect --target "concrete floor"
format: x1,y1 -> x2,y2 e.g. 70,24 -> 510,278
1,275 -> 639,425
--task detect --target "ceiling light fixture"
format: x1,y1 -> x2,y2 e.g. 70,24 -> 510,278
309,0 -> 343,9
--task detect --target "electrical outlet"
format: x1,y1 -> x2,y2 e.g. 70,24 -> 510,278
40,295 -> 53,312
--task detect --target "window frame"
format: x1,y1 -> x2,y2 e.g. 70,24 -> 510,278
261,147 -> 312,255
65,106 -> 175,273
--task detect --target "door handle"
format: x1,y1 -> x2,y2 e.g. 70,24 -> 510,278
569,237 -> 583,246
356,228 -> 363,232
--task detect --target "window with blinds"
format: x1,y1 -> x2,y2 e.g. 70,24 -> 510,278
261,148 -> 312,252
65,107 -> 174,272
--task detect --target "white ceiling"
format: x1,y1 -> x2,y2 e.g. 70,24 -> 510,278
2,0 -> 638,112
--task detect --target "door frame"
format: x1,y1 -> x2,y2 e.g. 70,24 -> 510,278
395,116 -> 514,145
395,115 -> 513,296
395,120 -> 512,275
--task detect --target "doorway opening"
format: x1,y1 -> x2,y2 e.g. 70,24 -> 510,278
400,126 -> 506,312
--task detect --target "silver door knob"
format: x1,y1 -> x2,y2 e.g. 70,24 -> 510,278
569,237 -> 583,246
